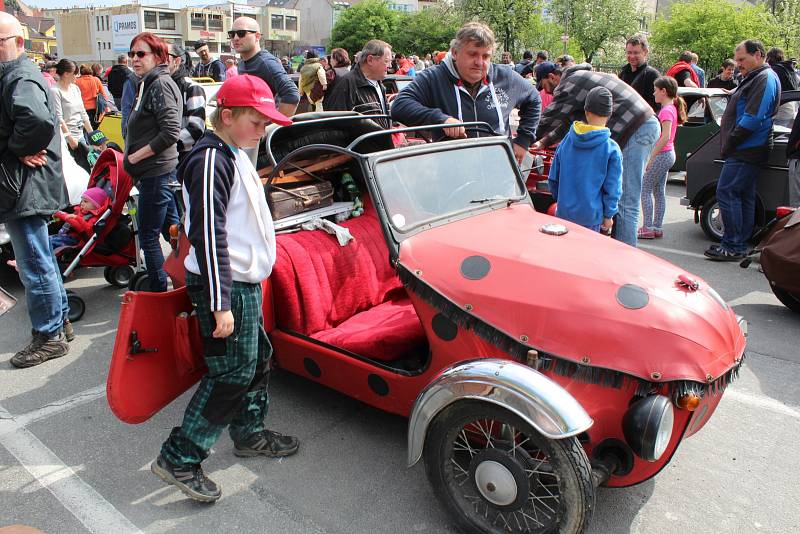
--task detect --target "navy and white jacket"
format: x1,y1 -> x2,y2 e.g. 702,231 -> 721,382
180,132 -> 276,311
720,64 -> 781,163
391,53 -> 541,149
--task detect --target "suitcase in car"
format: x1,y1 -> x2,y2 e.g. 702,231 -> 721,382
267,179 -> 334,220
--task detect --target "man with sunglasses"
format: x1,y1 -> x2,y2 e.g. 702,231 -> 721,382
1,12 -> 72,368
191,40 -> 226,82
230,17 -> 299,117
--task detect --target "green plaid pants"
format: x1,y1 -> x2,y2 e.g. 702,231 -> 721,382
160,271 -> 272,466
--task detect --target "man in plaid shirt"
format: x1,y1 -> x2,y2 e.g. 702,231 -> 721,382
534,64 -> 661,247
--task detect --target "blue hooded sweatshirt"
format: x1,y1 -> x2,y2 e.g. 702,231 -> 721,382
548,122 -> 623,228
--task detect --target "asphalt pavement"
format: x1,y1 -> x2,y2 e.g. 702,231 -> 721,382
1,180 -> 798,534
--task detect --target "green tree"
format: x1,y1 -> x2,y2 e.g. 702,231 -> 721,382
455,0 -> 542,54
650,0 -> 778,70
772,0 -> 800,57
329,0 -> 400,56
391,5 -> 462,56
549,0 -> 642,63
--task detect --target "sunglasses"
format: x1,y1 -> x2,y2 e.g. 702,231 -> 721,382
228,29 -> 257,39
127,50 -> 151,59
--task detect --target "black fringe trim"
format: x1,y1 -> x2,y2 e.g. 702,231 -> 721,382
398,264 -> 744,397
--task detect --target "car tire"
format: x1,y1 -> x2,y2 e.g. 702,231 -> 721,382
771,285 -> 800,314
700,196 -> 724,242
424,400 -> 594,534
66,291 -> 85,322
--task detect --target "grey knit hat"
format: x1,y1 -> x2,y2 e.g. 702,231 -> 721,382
584,86 -> 613,117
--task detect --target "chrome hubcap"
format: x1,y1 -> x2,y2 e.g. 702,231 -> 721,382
474,460 -> 518,506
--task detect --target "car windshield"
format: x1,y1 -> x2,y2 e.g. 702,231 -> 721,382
374,143 -> 525,232
708,96 -> 728,124
395,80 -> 412,92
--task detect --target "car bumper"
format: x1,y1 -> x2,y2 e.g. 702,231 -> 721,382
736,315 -> 748,337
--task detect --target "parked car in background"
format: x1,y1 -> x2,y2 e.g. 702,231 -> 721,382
672,88 -> 729,172
681,90 -> 799,241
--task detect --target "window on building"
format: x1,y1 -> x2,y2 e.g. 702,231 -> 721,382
159,12 -> 176,31
191,12 -> 206,30
285,16 -> 297,31
144,11 -> 157,30
208,14 -> 223,31
96,16 -> 100,32
234,12 -> 257,21
271,14 -> 284,31
105,16 -> 110,31
221,43 -> 231,53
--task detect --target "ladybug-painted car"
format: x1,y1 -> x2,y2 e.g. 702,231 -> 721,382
108,115 -> 747,533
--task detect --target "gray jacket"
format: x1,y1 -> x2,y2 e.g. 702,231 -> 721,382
0,54 -> 67,222
123,65 -> 182,179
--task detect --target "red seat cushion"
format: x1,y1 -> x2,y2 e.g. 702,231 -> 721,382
271,211 -> 426,360
311,295 -> 426,361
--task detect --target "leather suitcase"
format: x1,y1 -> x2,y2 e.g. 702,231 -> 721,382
268,179 -> 334,220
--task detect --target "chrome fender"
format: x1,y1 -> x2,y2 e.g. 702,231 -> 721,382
407,359 -> 593,467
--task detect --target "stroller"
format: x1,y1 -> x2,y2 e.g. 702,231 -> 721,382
56,149 -> 141,322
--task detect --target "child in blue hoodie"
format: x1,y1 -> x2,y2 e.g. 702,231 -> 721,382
548,86 -> 623,233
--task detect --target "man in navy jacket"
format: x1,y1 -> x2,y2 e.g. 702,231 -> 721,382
705,40 -> 780,261
391,22 -> 541,163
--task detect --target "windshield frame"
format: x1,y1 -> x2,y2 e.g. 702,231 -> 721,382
366,137 -> 531,244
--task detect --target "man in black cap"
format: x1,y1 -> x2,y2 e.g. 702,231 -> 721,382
192,40 -> 226,82
530,61 -> 561,109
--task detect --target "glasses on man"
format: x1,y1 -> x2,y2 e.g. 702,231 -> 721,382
228,29 -> 257,39
127,50 -> 151,59
0,35 -> 19,44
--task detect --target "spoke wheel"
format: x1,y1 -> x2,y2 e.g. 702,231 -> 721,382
424,401 -> 594,534
700,196 -> 724,242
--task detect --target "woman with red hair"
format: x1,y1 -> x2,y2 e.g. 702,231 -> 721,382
124,32 -> 183,292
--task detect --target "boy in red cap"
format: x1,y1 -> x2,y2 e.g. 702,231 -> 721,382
151,74 -> 296,502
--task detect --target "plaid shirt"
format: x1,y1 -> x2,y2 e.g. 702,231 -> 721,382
536,65 -> 654,149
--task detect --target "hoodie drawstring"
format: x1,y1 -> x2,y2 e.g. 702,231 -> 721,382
453,77 -> 505,136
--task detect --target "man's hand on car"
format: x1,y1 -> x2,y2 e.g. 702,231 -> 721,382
442,117 -> 467,139
513,142 -> 527,163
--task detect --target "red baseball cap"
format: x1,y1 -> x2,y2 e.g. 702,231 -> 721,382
215,74 -> 292,126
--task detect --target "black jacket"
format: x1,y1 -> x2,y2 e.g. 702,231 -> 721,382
107,64 -> 130,99
788,110 -> 800,160
619,62 -> 661,111
0,54 -> 68,222
770,60 -> 799,92
325,65 -> 390,128
123,65 -> 182,180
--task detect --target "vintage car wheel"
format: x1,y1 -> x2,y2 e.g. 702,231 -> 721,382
771,285 -> 800,314
700,196 -> 724,242
424,401 -> 594,534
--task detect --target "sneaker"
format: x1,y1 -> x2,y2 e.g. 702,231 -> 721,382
704,247 -> 745,262
233,429 -> 299,458
150,454 -> 221,503
653,229 -> 663,238
10,332 -> 68,368
637,227 -> 656,239
63,319 -> 74,342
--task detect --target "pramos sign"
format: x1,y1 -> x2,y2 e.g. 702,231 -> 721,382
112,14 -> 139,53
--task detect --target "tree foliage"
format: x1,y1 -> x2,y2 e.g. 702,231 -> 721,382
772,0 -> 800,57
650,0 -> 778,70
329,0 -> 400,56
549,0 -> 641,63
455,0 -> 541,53
391,5 -> 462,55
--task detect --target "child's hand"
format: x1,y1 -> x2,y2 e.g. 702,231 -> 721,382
212,310 -> 234,338
600,217 -> 614,235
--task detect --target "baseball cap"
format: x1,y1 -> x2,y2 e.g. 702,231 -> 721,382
215,74 -> 292,126
87,130 -> 108,146
534,61 -> 561,81
194,40 -> 209,50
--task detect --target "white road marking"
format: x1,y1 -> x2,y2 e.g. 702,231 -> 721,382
638,243 -> 708,259
725,389 -> 800,420
0,404 -> 142,534
725,290 -> 778,308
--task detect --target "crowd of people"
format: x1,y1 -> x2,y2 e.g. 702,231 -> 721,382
2,8 -> 799,502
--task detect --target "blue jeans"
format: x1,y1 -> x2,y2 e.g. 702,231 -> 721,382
6,215 -> 68,336
716,158 -> 759,254
616,116 -> 661,247
136,173 -> 173,292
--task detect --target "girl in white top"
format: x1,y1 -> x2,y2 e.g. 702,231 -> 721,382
50,59 -> 92,154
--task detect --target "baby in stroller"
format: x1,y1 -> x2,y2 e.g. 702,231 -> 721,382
50,187 -> 110,249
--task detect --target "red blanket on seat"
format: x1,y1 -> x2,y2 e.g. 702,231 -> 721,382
271,212 -> 425,361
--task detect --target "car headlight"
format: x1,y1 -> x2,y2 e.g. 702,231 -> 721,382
622,395 -> 674,462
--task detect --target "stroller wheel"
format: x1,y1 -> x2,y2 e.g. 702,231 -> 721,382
67,291 -> 86,322
107,266 -> 134,288
129,271 -> 151,292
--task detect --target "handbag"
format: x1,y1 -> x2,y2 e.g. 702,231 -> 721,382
0,160 -> 24,214
310,78 -> 325,103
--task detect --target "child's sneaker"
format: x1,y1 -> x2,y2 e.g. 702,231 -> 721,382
150,455 -> 221,503
637,227 -> 656,239
233,429 -> 299,458
653,229 -> 663,238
